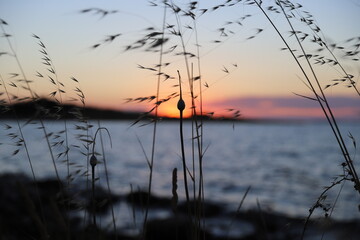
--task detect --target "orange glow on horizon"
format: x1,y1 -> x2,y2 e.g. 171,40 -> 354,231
157,105 -> 192,118
87,95 -> 359,120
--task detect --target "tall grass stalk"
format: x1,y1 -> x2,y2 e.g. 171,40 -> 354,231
177,71 -> 191,209
193,20 -> 205,211
89,152 -> 97,228
171,167 -> 179,240
226,186 -> 251,240
33,34 -> 72,190
253,0 -> 359,237
278,0 -> 360,191
321,44 -> 360,96
302,176 -> 348,238
0,74 -> 48,232
142,2 -> 168,237
1,24 -> 63,191
253,0 -> 360,190
1,22 -> 69,238
293,14 -> 360,96
169,3 -> 206,237
69,77 -> 94,229
90,127 -> 112,227
98,121 -> 118,239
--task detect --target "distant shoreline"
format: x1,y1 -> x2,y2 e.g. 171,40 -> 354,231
1,98 -> 355,123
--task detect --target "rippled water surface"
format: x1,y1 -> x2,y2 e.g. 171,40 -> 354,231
1,120 -> 359,220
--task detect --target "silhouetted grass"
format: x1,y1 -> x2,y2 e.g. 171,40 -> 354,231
0,1 -> 359,239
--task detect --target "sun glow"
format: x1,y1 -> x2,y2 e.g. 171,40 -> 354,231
158,103 -> 192,118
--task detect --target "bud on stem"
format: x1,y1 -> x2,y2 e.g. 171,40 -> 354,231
177,98 -> 185,112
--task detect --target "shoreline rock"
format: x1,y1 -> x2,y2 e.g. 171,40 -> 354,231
1,173 -> 359,240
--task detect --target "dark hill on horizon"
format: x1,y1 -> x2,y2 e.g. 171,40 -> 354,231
0,98 -> 143,120
0,98 -> 215,121
0,98 -> 296,123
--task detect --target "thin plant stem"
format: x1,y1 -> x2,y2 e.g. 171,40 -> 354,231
98,121 -> 118,239
276,0 -> 360,191
301,177 -> 347,239
0,74 -> 48,233
1,24 -> 70,238
91,160 -> 97,226
142,2 -> 168,236
322,44 -> 360,96
177,71 -> 191,206
226,186 -> 251,240
290,9 -> 360,96
193,21 -> 205,211
35,34 -> 72,189
90,127 -> 112,228
254,0 -> 359,192
1,22 -> 65,193
171,4 -> 205,237
1,24 -> 64,189
253,0 -> 360,237
320,174 -> 347,240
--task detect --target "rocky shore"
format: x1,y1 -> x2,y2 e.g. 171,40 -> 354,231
1,173 -> 359,240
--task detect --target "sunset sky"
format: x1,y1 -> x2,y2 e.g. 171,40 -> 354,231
1,0 -> 359,119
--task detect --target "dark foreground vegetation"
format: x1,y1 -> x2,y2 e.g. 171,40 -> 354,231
1,173 -> 359,240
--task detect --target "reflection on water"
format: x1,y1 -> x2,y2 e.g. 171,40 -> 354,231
0,120 -> 359,220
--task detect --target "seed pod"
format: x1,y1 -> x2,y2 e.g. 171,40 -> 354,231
90,155 -> 97,167
171,168 -> 178,214
177,98 -> 185,111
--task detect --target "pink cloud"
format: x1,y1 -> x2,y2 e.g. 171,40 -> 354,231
205,96 -> 360,120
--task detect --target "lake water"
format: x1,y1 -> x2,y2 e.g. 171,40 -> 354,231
1,119 -> 359,221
